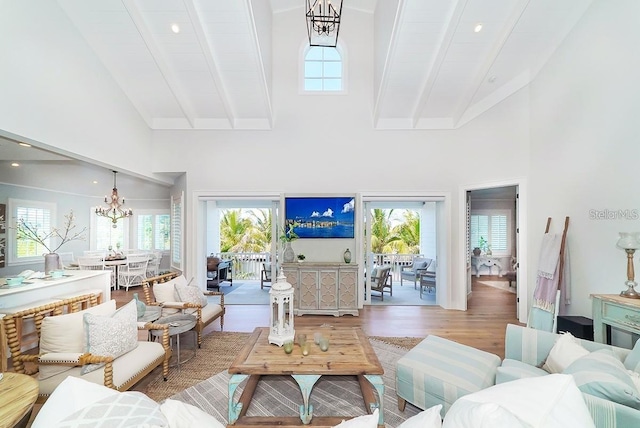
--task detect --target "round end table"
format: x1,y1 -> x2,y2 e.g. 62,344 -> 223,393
0,372 -> 39,428
151,314 -> 197,368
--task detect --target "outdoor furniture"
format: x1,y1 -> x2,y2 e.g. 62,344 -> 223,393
370,265 -> 392,300
206,256 -> 233,289
419,271 -> 436,298
400,257 -> 432,288
261,262 -> 272,289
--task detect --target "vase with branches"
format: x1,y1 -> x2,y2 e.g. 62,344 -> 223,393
15,210 -> 87,272
279,223 -> 298,262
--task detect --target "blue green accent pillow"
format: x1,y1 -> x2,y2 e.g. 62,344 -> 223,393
564,349 -> 640,410
624,338 -> 640,372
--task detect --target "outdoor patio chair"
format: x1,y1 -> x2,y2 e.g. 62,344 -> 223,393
400,257 -> 433,289
371,265 -> 392,301
261,262 -> 273,289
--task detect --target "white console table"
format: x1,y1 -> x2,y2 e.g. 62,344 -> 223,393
591,294 -> 640,344
471,256 -> 504,277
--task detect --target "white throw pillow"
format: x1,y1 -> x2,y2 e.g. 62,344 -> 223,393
39,300 -> 117,379
442,374 -> 595,428
160,399 -> 225,428
153,276 -> 190,314
333,409 -> 379,428
31,376 -> 120,428
542,332 -> 590,374
81,299 -> 139,374
175,281 -> 208,311
397,404 -> 442,428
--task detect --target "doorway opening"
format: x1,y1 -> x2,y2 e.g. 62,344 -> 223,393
362,198 -> 444,307
466,185 -> 520,318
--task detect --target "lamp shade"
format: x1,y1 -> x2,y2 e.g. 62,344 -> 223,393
616,232 -> 640,250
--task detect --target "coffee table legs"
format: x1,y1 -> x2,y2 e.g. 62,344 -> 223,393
291,374 -> 321,424
228,374 -> 384,426
228,374 -> 249,424
363,374 -> 385,426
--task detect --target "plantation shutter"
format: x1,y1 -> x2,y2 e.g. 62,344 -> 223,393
171,193 -> 183,270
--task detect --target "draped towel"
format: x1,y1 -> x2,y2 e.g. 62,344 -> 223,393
537,233 -> 562,279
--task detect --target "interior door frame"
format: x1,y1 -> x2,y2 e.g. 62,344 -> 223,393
358,192 -> 451,309
189,191 -> 281,290
459,179 -> 527,322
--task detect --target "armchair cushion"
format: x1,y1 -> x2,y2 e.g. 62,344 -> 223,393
563,349 -> 640,410
39,300 -> 117,380
153,276 -> 191,315
175,281 -> 208,311
81,300 -> 139,374
624,339 -> 640,372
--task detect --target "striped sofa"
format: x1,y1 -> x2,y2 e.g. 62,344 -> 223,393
499,324 -> 640,428
396,324 -> 640,428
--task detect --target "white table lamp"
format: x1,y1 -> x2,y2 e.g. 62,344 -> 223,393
616,232 -> 640,299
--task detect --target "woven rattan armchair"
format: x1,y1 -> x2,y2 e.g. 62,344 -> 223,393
142,272 -> 225,348
2,295 -> 171,403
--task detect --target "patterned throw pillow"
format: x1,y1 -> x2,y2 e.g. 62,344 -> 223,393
58,391 -> 167,427
564,349 -> 640,409
175,281 -> 208,315
81,299 -> 139,374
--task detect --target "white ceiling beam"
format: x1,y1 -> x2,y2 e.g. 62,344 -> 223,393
450,0 -> 531,128
122,0 -> 197,128
242,0 -> 273,128
372,0 -> 406,127
183,0 -> 235,127
410,0 -> 468,129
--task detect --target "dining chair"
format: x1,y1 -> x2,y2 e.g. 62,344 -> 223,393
146,251 -> 162,277
76,256 -> 106,270
118,256 -> 149,291
58,252 -> 76,269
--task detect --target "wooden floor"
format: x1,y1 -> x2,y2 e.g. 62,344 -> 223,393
116,275 -> 521,358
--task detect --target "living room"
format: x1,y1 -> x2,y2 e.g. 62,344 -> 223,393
1,0 -> 640,426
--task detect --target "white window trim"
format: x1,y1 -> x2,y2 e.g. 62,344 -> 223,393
132,209 -> 170,251
298,40 -> 348,95
7,198 -> 56,266
470,208 -> 512,257
89,210 -> 130,251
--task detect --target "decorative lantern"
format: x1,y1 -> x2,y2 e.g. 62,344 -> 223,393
268,269 -> 295,346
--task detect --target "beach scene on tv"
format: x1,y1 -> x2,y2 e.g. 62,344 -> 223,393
285,197 -> 355,239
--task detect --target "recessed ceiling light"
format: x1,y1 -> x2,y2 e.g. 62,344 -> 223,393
171,23 -> 180,33
474,23 -> 483,33
92,180 -> 98,184
11,162 -> 20,167
18,142 -> 31,147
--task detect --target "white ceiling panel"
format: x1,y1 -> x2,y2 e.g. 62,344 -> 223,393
53,0 -> 592,130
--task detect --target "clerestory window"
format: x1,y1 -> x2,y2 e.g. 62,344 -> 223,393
303,46 -> 344,92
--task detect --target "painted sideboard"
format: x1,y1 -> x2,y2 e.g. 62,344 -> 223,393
282,262 -> 359,317
591,293 -> 640,344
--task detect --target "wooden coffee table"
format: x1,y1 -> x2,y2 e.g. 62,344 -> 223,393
227,327 -> 384,427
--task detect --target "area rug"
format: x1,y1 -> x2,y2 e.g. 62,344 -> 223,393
478,280 -> 516,294
171,339 -> 422,427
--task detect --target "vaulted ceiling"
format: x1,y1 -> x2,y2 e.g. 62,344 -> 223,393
53,0 -> 592,131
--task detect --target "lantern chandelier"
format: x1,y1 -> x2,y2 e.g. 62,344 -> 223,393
95,170 -> 132,227
306,0 -> 343,47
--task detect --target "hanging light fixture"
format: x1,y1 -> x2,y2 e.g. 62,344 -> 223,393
95,170 -> 132,228
306,0 -> 343,47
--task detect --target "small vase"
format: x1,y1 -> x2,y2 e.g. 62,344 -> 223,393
44,253 -> 61,274
343,248 -> 352,264
133,293 -> 146,319
473,248 -> 481,257
283,242 -> 295,263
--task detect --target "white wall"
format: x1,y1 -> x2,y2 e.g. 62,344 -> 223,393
154,8 -> 531,308
0,0 -> 166,184
530,0 -> 640,330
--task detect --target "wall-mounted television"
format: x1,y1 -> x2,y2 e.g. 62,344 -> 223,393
284,196 -> 355,239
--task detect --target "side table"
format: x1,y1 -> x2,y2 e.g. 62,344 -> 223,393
150,314 -> 197,368
0,372 -> 39,428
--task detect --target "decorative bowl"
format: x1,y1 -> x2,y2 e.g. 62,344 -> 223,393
50,270 -> 65,278
5,276 -> 25,286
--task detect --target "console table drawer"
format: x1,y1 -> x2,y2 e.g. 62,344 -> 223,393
591,294 -> 640,343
